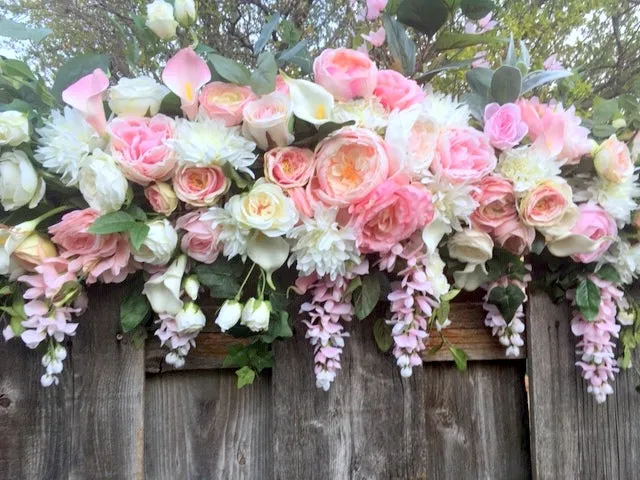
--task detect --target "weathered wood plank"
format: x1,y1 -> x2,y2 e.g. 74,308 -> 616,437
146,303 -> 523,373
424,361 -> 531,479
527,291 -> 640,480
272,317 -> 429,480
144,370 -> 272,479
69,282 -> 145,480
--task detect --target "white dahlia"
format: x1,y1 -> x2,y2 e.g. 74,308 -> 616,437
497,146 -> 561,193
287,207 -> 361,280
573,173 -> 640,227
169,115 -> 257,175
34,107 -> 106,186
598,241 -> 640,285
419,91 -> 470,131
202,205 -> 251,260
422,175 -> 478,230
332,97 -> 389,131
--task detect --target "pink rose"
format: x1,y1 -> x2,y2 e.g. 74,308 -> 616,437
365,0 -> 388,20
519,180 -> 573,228
275,75 -> 290,96
264,146 -> 315,189
310,127 -> 390,207
594,135 -> 633,184
287,186 -> 319,218
173,165 -> 229,207
483,103 -> 528,150
109,115 -> 176,185
349,175 -> 434,253
199,82 -> 257,126
470,175 -> 518,233
313,48 -> 378,102
431,127 -> 496,183
373,70 -> 425,111
144,182 -> 178,216
49,209 -> 133,284
571,204 -> 617,263
493,217 -> 535,256
176,211 -> 221,263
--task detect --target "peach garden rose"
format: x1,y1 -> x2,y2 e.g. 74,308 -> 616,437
144,182 -> 178,216
373,69 -> 425,111
470,175 -> 518,233
519,180 -> 575,229
593,135 -> 633,184
199,82 -> 256,126
431,127 -> 496,184
313,48 -> 378,102
264,146 -> 315,189
176,211 -> 222,264
173,165 -> 230,207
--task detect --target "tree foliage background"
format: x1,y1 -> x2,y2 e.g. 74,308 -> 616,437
1,0 -> 639,104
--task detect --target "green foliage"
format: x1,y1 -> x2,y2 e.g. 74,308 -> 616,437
373,318 -> 393,352
224,342 -> 274,388
253,14 -> 280,55
195,260 -> 244,299
235,366 -> 256,388
461,0 -> 495,20
575,278 -> 600,322
87,210 -> 149,249
491,65 -> 521,104
353,274 -> 382,320
382,15 -> 416,76
397,0 -> 449,37
449,345 -> 468,371
487,284 -> 525,323
0,19 -> 51,42
208,54 -> 252,85
249,52 -> 277,95
119,276 -> 151,333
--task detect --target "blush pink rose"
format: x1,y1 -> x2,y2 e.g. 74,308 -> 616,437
313,48 -> 378,102
483,102 -> 528,150
264,146 -> 315,189
275,75 -> 290,96
594,135 -> 633,184
373,70 -> 425,111
144,182 -> 178,216
493,217 -> 535,256
49,209 -> 133,284
288,186 -> 318,218
109,115 -> 176,185
470,175 -> 518,233
173,165 -> 230,207
199,82 -> 257,126
570,204 -> 617,263
310,127 -> 390,207
176,211 -> 222,264
519,180 -> 572,228
431,127 -> 496,183
349,175 -> 434,253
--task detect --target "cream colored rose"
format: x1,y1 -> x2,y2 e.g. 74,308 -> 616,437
108,76 -> 169,117
0,111 -> 30,146
174,0 -> 196,27
132,218 -> 178,265
0,150 -> 45,211
593,135 -> 633,184
145,0 -> 178,40
447,229 -> 494,265
228,179 -> 298,237
241,92 -> 294,150
519,180 -> 577,233
79,149 -> 128,213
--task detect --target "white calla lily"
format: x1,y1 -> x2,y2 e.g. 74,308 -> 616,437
422,217 -> 452,254
246,232 -> 290,289
546,233 -> 608,258
284,75 -> 334,126
142,254 -> 186,315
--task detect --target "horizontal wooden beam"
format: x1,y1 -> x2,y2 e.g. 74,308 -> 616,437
145,302 -> 525,373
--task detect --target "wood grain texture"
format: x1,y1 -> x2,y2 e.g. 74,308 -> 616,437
146,303 -> 523,373
144,370 -> 272,479
527,291 -> 640,480
424,361 -> 531,480
272,317 -> 429,480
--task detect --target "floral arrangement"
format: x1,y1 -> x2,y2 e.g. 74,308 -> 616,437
2,0 -> 640,404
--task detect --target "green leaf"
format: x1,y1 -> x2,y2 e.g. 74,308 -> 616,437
249,52 -> 277,95
520,70 -> 572,95
449,345 -> 468,371
576,279 -> 601,322
466,67 -> 493,97
373,318 -> 393,352
592,98 -> 619,124
416,59 -> 473,83
158,91 -> 181,116
461,0 -> 494,20
88,211 -> 137,234
595,265 -> 621,284
278,18 -> 300,46
51,54 -> 110,103
345,277 -> 362,296
292,120 -> 354,147
441,288 -> 461,302
434,32 -> 503,51
0,19 -> 52,43
491,65 -> 522,105
427,341 -> 444,356
128,223 -> 150,250
397,0 -> 449,37
504,35 -> 516,66
254,13 -> 280,55
1,59 -> 36,81
382,14 -> 416,76
208,54 -> 252,85
120,284 -> 151,333
488,284 -> 525,322
236,366 -> 256,388
261,310 -> 292,343
223,344 -> 250,367
195,261 -> 243,299
126,204 -> 148,222
354,275 -> 381,320
277,40 -> 312,74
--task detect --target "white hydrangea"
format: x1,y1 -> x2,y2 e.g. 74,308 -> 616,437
168,115 -> 257,175
598,241 -> 640,285
332,97 -> 389,131
419,91 -> 470,131
202,205 -> 251,260
422,175 -> 478,230
497,146 -> 561,193
287,207 -> 361,280
573,173 -> 640,227
34,107 -> 106,186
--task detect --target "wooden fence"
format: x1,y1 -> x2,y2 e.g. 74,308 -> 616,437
1,283 -> 639,479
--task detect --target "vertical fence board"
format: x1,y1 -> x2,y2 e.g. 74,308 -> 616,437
527,291 -> 640,480
424,361 -> 531,480
69,283 -> 145,480
144,370 -> 272,479
272,318 -> 429,480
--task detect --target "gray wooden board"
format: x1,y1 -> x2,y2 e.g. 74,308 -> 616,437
527,291 -> 640,480
144,369 -> 273,479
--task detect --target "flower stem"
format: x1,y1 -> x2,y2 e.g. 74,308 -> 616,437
235,263 -> 256,301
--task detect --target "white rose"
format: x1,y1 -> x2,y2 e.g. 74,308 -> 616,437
215,299 -> 242,332
175,302 -> 206,334
174,0 -> 196,27
133,219 -> 178,265
108,76 -> 169,117
242,92 -> 294,150
453,263 -> 490,291
0,111 -> 30,146
448,229 -> 494,265
0,150 -> 45,211
142,254 -> 186,315
228,179 -> 298,237
78,149 -> 128,214
240,298 -> 271,332
182,275 -> 200,301
146,0 -> 178,40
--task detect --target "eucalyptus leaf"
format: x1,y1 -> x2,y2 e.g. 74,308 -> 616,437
466,67 -> 493,97
0,19 -> 52,43
253,13 -> 280,55
208,54 -> 252,85
520,69 -> 572,94
491,65 -> 522,104
416,60 -> 473,83
249,52 -> 277,95
277,40 -> 312,74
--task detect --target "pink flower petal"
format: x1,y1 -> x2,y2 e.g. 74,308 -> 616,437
162,48 -> 211,120
62,68 -> 109,134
